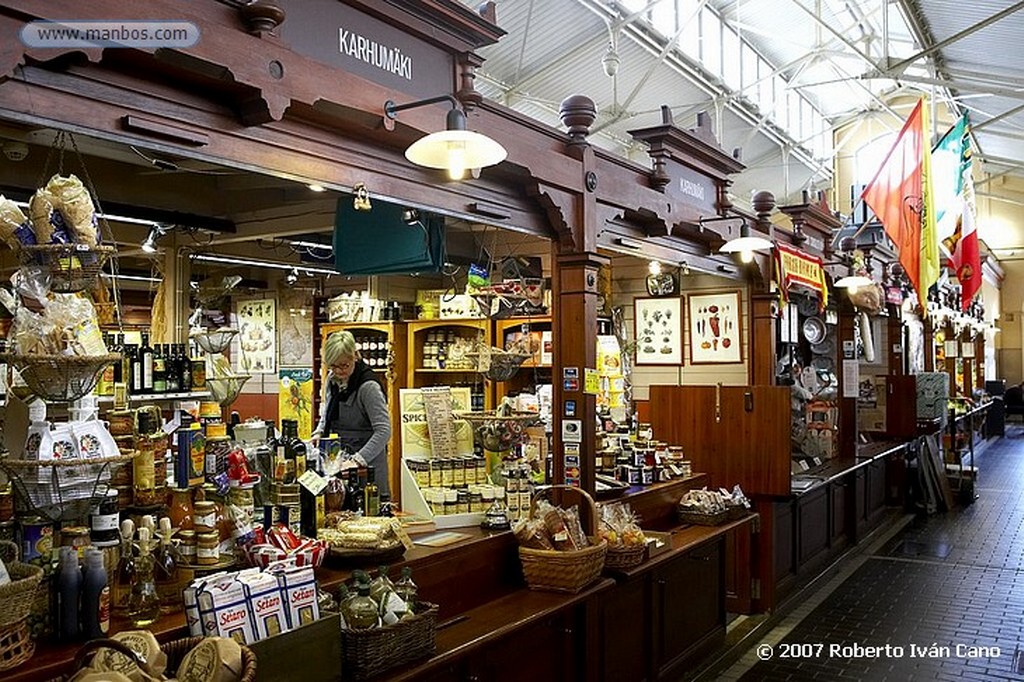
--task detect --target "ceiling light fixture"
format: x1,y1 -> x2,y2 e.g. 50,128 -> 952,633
718,220 -> 773,263
285,268 -> 299,286
648,260 -> 662,275
307,183 -> 326,192
141,224 -> 171,253
834,265 -> 874,294
191,253 -> 338,276
384,95 -> 506,180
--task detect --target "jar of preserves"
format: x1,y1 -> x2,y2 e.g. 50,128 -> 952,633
167,488 -> 194,531
196,532 -> 219,565
90,489 -> 121,544
193,500 -> 217,534
178,530 -> 197,563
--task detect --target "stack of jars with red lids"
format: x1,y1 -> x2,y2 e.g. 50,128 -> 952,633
245,522 -> 327,569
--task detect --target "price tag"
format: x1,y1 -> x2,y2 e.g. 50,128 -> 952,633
297,469 -> 328,496
393,521 -> 415,551
162,411 -> 182,435
798,460 -> 810,471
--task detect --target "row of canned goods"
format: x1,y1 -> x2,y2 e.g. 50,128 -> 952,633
406,457 -> 488,489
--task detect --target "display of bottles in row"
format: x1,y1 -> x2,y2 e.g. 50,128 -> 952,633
353,335 -> 389,368
97,332 -> 203,396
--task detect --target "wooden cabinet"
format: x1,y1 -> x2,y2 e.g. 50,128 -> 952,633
406,319 -> 492,412
597,540 -> 726,682
318,321 -> 407,495
493,316 -> 552,404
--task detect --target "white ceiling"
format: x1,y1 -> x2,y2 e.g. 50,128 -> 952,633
462,0 -> 1024,253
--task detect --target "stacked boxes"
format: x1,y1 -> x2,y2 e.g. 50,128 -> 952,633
184,561 -> 320,644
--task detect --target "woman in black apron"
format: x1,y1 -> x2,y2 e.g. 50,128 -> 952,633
313,330 -> 391,498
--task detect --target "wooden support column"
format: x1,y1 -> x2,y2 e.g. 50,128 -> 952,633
944,322 -> 957,396
975,336 -> 986,388
749,293 -> 778,385
924,316 -> 935,371
837,301 -> 858,458
887,310 -> 904,375
552,250 -> 607,491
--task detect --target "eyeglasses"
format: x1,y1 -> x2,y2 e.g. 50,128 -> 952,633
330,359 -> 355,373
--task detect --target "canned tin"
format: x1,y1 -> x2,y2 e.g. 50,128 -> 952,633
18,516 -> 54,562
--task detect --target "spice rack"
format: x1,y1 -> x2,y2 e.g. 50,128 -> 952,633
406,319 -> 492,412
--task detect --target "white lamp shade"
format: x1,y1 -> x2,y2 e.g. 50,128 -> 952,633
834,274 -> 874,289
719,235 -> 773,254
405,129 -> 507,177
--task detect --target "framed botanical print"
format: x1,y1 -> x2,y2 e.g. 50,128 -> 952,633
688,290 -> 743,364
634,297 -> 683,365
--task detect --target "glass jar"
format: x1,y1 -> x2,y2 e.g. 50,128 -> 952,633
196,531 -> 219,565
167,488 -> 194,531
428,460 -> 442,488
193,500 -> 217,534
178,530 -> 196,563
452,459 -> 466,488
90,489 -> 121,544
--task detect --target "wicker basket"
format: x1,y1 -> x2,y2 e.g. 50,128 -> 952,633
206,375 -> 251,406
677,506 -> 730,526
341,601 -> 438,681
467,348 -> 532,381
457,410 -> 540,451
1,353 -> 120,402
0,541 -> 44,672
603,542 -> 647,570
519,485 -> 608,593
47,636 -> 257,682
17,244 -> 116,293
191,328 -> 239,354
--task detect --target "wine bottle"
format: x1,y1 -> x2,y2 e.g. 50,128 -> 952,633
139,332 -> 154,393
152,343 -> 166,394
364,466 -> 380,517
166,344 -> 180,393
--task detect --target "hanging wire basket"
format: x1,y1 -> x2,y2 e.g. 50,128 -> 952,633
190,328 -> 238,354
467,348 -> 532,382
0,353 -> 120,402
206,374 -> 251,406
16,244 -> 116,294
457,410 -> 540,451
0,451 -> 139,523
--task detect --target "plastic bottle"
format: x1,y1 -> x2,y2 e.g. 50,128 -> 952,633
58,546 -> 82,640
81,548 -> 110,639
128,527 -> 161,627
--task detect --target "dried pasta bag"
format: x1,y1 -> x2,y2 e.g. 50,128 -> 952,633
28,188 -> 72,244
0,194 -> 35,248
48,174 -> 98,246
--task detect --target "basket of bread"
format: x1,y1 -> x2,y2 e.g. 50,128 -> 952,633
514,485 -> 607,593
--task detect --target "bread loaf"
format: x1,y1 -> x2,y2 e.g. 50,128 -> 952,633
91,630 -> 168,682
176,637 -> 244,682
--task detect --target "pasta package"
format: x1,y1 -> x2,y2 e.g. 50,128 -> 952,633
47,174 -> 98,246
29,188 -> 74,244
0,195 -> 35,249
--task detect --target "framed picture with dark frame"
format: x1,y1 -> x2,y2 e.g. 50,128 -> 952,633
688,290 -> 743,364
634,296 -> 683,365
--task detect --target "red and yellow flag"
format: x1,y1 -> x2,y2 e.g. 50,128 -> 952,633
861,99 -> 940,314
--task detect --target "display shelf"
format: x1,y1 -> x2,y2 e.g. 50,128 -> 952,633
96,390 -> 211,403
406,319 -> 492,412
494,317 -> 552,404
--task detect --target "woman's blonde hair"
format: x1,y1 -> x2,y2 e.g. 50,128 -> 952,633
323,330 -> 359,367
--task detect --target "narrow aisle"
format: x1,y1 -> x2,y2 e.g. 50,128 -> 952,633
723,428 -> 1024,681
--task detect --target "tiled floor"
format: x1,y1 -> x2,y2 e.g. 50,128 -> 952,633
701,427 -> 1024,681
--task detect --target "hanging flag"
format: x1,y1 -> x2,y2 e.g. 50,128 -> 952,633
931,114 -> 971,242
951,158 -> 981,311
860,99 -> 940,314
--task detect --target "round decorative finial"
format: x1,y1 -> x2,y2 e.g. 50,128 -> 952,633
751,190 -> 775,215
559,95 -> 597,146
240,0 -> 286,35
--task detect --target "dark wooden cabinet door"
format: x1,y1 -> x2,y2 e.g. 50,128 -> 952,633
866,459 -> 887,521
773,501 -> 795,579
473,611 -> 576,682
653,542 -> 723,678
599,577 -> 652,682
724,526 -> 753,614
830,480 -> 848,543
797,487 -> 829,564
